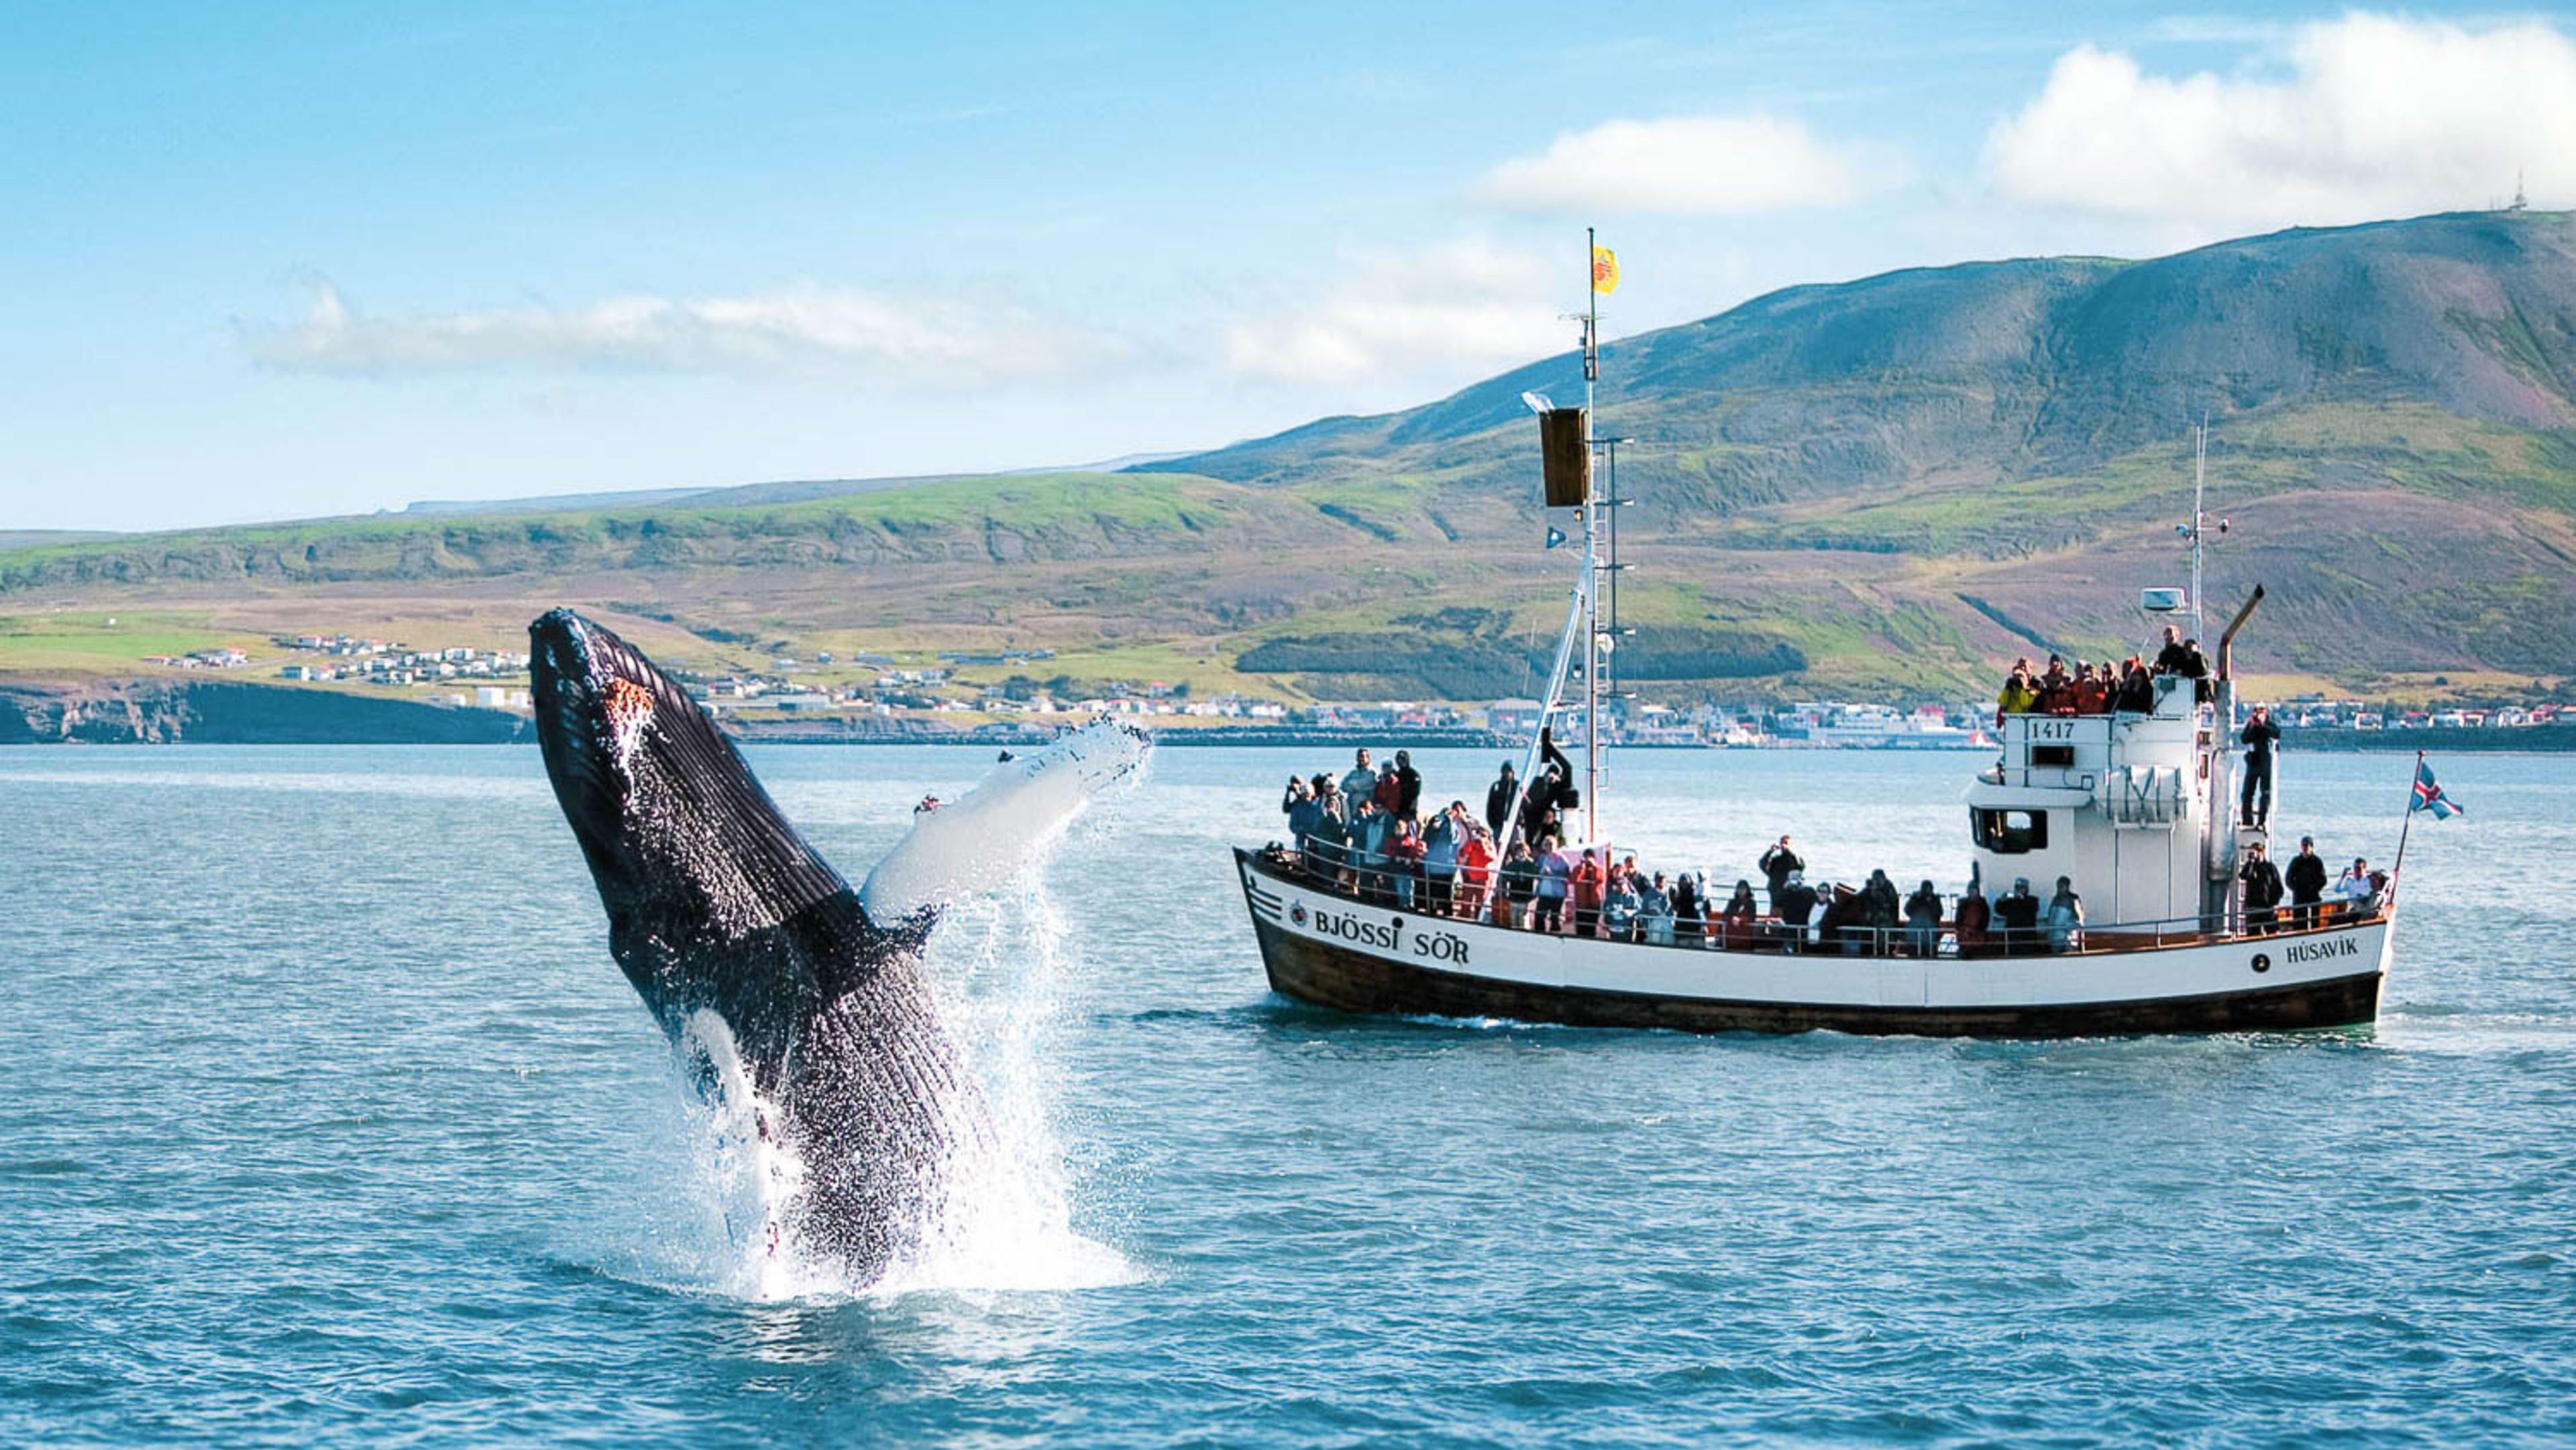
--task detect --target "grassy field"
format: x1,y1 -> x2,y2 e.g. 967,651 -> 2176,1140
0,611 -> 262,674
7,398 -> 2575,710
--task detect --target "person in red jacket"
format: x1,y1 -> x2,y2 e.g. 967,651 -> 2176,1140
1953,866 -> 1992,957
2035,655 -> 2076,714
1718,880 -> 1758,951
1455,828 -> 1495,919
1570,849 -> 1607,937
2071,662 -> 2110,715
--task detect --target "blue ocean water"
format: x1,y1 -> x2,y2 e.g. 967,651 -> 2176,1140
2,743 -> 2570,1448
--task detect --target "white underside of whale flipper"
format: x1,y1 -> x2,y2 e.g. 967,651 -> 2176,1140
857,719 -> 1152,923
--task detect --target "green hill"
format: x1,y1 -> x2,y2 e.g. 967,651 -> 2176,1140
1148,209 -> 2576,504
8,210 -> 2575,706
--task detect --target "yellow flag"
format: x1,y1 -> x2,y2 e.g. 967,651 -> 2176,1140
1591,244 -> 1619,295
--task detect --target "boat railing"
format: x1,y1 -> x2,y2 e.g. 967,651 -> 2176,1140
1258,841 -> 2387,960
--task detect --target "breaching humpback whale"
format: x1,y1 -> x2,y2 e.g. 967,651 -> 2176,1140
527,609 -> 1148,1284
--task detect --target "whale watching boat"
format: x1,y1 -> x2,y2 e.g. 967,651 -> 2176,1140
1232,238 -> 2413,1037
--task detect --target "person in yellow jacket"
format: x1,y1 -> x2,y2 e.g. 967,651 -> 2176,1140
1994,659 -> 2039,724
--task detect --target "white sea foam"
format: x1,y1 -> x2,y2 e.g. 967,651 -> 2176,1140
672,1010 -> 814,1301
671,749 -> 1150,1302
874,875 -> 1142,1297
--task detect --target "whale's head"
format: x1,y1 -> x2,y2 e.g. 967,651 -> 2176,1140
529,609 -> 852,963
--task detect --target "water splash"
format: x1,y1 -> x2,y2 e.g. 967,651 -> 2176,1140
659,770 -> 1149,1303
877,872 -> 1140,1296
880,766 -> 1150,1298
670,1011 -> 815,1301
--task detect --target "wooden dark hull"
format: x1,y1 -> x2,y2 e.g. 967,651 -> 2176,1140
1238,849 -> 2387,1039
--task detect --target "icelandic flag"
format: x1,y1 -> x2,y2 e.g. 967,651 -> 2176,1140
2411,759 -> 2463,819
1545,526 -> 1568,550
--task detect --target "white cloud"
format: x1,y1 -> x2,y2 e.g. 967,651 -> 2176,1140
1475,113 -> 1865,215
1221,240 -> 1572,386
247,280 -> 1113,385
1987,13 -> 2576,230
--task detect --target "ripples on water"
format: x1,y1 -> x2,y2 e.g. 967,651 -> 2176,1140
2,744 -> 2571,1447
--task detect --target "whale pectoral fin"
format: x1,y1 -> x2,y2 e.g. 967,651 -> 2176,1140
857,720 -> 1151,920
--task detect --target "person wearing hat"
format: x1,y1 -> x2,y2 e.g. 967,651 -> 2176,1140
1771,869 -> 1819,952
2114,656 -> 2156,714
2286,835 -> 2328,931
1994,662 -> 2037,725
1306,788 -> 1350,885
1640,871 -> 1675,946
2045,875 -> 2086,953
1994,876 -> 2042,955
1904,878 -> 1944,958
1391,749 -> 1423,823
2239,840 -> 2285,935
1484,758 -> 1518,839
1281,774 -> 1322,860
1954,863 -> 1992,957
1860,868 -> 1902,953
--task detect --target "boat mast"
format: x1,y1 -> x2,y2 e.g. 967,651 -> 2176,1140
1493,231 -> 1610,853
2191,419 -> 2207,646
1493,391 -> 1591,853
1581,225 -> 1601,841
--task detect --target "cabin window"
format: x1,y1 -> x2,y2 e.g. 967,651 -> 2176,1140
1974,808 -> 2049,853
2030,743 -> 2076,768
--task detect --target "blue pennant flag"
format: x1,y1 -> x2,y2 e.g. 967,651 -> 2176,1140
1545,526 -> 1568,550
2410,758 -> 2463,819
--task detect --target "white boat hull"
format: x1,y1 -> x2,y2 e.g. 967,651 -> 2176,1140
1236,851 -> 2390,1037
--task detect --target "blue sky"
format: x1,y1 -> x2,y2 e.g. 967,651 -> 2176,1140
5,1 -> 2572,530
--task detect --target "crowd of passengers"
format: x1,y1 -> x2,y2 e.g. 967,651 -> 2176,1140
1275,621 -> 2386,954
1996,623 -> 2303,831
1281,732 -> 1976,955
1992,625 -> 2213,721
1276,741 -> 2094,955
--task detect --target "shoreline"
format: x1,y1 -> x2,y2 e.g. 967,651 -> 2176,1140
5,731 -> 2569,756
7,677 -> 2573,752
